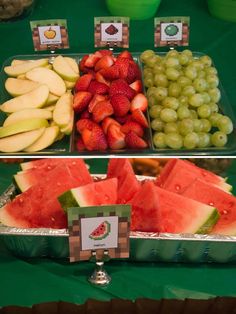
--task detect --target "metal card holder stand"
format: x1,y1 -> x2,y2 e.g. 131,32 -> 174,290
88,250 -> 111,286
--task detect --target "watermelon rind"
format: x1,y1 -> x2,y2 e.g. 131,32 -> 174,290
196,208 -> 220,234
89,221 -> 111,240
14,172 -> 31,192
58,189 -> 87,212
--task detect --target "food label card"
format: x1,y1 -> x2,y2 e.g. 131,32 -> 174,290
68,205 -> 131,262
30,19 -> 69,51
94,17 -> 129,48
154,16 -> 190,47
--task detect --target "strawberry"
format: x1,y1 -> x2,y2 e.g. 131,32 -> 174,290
126,61 -> 141,84
92,100 -> 114,123
88,80 -> 109,95
76,137 -> 86,151
121,121 -> 144,137
130,93 -> 148,112
107,124 -> 126,150
102,65 -> 120,81
95,71 -> 110,86
74,74 -> 93,92
73,91 -> 93,113
117,50 -> 133,60
132,109 -> 148,128
80,109 -> 91,119
84,53 -> 101,68
82,125 -> 108,151
95,50 -> 113,57
109,79 -> 136,100
129,80 -> 143,93
115,114 -> 132,124
88,94 -> 107,113
76,118 -> 96,133
79,55 -> 89,72
125,131 -> 148,149
102,117 -> 120,134
94,55 -> 114,72
110,94 -> 130,117
115,57 -> 130,80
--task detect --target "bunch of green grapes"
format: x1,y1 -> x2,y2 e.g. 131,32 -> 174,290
140,49 -> 234,150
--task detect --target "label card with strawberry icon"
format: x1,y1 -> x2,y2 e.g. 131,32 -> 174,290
68,204 -> 131,262
154,16 -> 190,47
94,17 -> 130,48
30,19 -> 69,51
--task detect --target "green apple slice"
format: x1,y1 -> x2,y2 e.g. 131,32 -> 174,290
53,55 -> 79,82
3,109 -> 52,127
53,92 -> 73,127
0,85 -> 49,113
24,125 -> 60,152
26,67 -> 66,97
0,128 -> 46,152
5,78 -> 40,97
64,57 -> 79,74
64,80 -> 76,90
60,111 -> 74,135
0,118 -> 48,138
4,58 -> 49,77
45,93 -> 59,106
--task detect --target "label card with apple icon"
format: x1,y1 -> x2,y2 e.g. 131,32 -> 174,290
30,19 -> 69,51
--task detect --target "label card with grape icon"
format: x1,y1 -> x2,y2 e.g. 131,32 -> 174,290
154,16 -> 190,47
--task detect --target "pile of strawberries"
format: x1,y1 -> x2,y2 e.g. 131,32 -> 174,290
73,50 -> 149,151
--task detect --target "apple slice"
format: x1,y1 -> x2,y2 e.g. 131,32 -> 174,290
0,128 -> 46,152
4,58 -> 49,77
60,111 -> 74,135
45,93 -> 59,106
17,74 -> 27,80
0,118 -> 48,138
0,85 -> 49,113
5,78 -> 40,97
53,55 -> 79,82
11,60 -> 26,66
3,109 -> 52,127
53,92 -> 73,127
26,67 -> 66,96
64,80 -> 76,90
43,104 -> 55,112
64,57 -> 79,74
24,125 -> 60,152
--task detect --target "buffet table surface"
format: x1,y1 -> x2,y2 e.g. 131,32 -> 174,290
0,158 -> 236,307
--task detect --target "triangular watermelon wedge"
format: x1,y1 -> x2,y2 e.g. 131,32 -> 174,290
89,221 -> 111,240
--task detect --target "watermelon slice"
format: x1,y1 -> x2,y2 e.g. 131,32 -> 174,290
181,178 -> 236,235
107,158 -> 140,203
58,178 -> 118,211
0,162 -> 92,229
156,159 -> 231,193
14,158 -> 92,192
131,181 -> 218,234
89,221 -> 111,240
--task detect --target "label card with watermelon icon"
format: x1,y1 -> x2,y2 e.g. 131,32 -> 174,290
94,17 -> 130,48
68,204 -> 131,262
30,19 -> 69,51
154,16 -> 190,47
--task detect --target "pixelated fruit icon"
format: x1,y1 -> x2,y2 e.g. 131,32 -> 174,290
89,221 -> 111,240
44,27 -> 56,39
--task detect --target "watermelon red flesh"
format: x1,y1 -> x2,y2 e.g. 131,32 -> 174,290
0,163 -> 93,229
107,158 -> 140,203
131,181 -> 218,234
181,178 -> 236,235
20,158 -> 74,171
156,159 -> 231,193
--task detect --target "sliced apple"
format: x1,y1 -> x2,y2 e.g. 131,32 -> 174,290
45,64 -> 53,70
0,85 -> 49,113
0,128 -> 46,153
5,78 -> 40,97
3,109 -> 52,127
24,125 -> 60,152
64,57 -> 79,74
17,74 -> 27,80
53,92 -> 73,127
11,60 -> 26,66
53,55 -> 79,82
45,93 -> 59,106
0,118 -> 48,138
4,58 -> 49,77
64,80 -> 76,90
43,104 -> 55,112
60,111 -> 74,135
26,67 -> 66,97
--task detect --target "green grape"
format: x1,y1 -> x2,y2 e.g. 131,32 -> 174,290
146,55 -> 161,68
144,77 -> 154,88
197,70 -> 206,79
197,132 -> 211,148
143,67 -> 152,76
184,132 -> 199,149
182,49 -> 193,58
185,65 -> 198,80
189,93 -> 204,107
208,88 -> 221,103
189,109 -> 198,119
147,86 -> 158,97
177,76 -> 192,87
168,82 -> 182,97
209,102 -> 219,113
167,49 -> 179,58
179,118 -> 194,136
147,94 -> 157,107
178,53 -> 190,65
201,92 -> 211,104
206,74 -> 219,88
165,133 -> 183,149
217,116 -> 233,134
151,118 -> 164,131
166,68 -> 180,81
211,131 -> 227,147
200,119 -> 212,132
177,105 -> 191,120
153,63 -> 165,74
193,78 -> 208,92
153,132 -> 167,148
190,60 -> 204,71
149,105 -> 163,118
160,108 -> 178,122
179,95 -> 189,106
209,112 -> 223,127
205,67 -> 218,76
182,85 -> 196,97
164,122 -> 179,134
165,57 -> 180,68
200,55 -> 212,67
153,73 -> 169,87
162,97 -> 179,110
193,119 -> 203,132
197,104 -> 211,118
153,86 -> 168,101
140,50 -> 155,63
